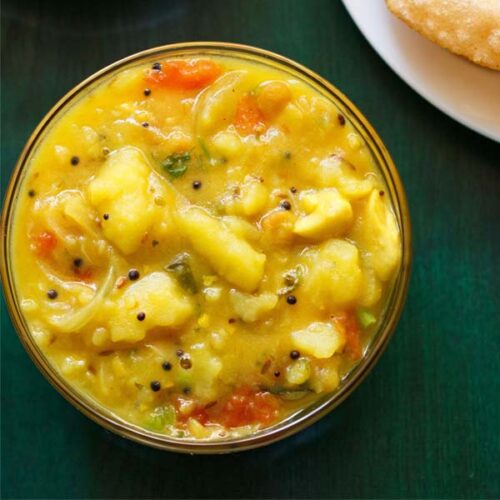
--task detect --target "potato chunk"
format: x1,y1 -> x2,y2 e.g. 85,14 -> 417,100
309,359 -> 341,393
110,272 -> 194,343
174,343 -> 222,402
352,190 -> 402,281
189,345 -> 223,401
358,265 -> 382,307
293,188 -> 353,240
291,322 -> 345,359
221,216 -> 260,242
176,207 -> 266,292
298,155 -> 373,200
195,71 -> 247,136
88,147 -> 154,254
211,131 -> 243,159
304,239 -> 362,310
222,175 -> 269,217
88,147 -> 177,254
285,357 -> 311,385
229,290 -> 278,322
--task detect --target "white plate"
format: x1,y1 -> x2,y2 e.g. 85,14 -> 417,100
342,0 -> 500,142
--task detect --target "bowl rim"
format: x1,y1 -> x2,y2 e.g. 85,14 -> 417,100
0,41 -> 412,454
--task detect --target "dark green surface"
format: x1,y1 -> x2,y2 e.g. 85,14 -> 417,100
1,1 -> 499,498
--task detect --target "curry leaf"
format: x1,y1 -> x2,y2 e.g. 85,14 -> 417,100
162,152 -> 191,178
166,253 -> 198,294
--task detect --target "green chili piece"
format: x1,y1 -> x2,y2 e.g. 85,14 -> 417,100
356,308 -> 377,329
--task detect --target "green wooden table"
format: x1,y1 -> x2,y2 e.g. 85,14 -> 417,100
2,1 -> 499,498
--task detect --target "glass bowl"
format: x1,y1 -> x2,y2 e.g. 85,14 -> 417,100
0,42 -> 412,453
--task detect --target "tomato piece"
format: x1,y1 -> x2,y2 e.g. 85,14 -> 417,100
189,407 -> 210,425
32,231 -> 57,258
334,312 -> 362,360
233,95 -> 267,135
172,397 -> 208,425
173,388 -> 279,429
74,267 -> 93,283
218,387 -> 280,428
145,59 -> 221,90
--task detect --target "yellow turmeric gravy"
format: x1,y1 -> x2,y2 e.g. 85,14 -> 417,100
12,56 -> 401,439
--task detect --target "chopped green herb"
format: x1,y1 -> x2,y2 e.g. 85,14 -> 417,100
145,405 -> 176,431
357,308 -> 377,329
278,265 -> 304,296
162,152 -> 191,178
166,253 -> 197,293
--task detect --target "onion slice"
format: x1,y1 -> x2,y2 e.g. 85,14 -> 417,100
49,265 -> 114,333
